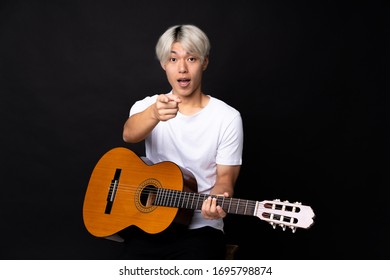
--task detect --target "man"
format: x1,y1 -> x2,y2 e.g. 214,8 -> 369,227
121,24 -> 243,259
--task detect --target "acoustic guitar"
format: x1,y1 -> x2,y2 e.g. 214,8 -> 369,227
83,147 -> 315,238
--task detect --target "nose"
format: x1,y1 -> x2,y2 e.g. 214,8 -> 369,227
178,60 -> 188,73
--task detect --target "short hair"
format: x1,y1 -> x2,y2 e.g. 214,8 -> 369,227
155,24 -> 211,64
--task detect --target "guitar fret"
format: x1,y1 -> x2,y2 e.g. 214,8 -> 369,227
227,198 -> 232,213
181,191 -> 186,207
178,191 -> 183,207
180,191 -> 185,208
195,194 -> 201,210
156,188 -> 162,206
177,190 -> 182,207
189,193 -> 194,208
164,189 -> 170,207
180,192 -> 185,208
162,188 -> 168,207
189,193 -> 195,209
159,188 -> 164,206
168,190 -> 174,207
197,194 -> 205,211
221,196 -> 225,209
195,193 -> 200,209
174,190 -> 180,208
182,192 -> 186,208
155,188 -> 160,205
185,192 -> 190,208
235,199 -> 240,214
185,193 -> 190,209
180,191 -> 186,208
168,190 -> 173,207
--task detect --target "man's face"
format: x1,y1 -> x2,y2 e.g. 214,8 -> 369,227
162,42 -> 208,98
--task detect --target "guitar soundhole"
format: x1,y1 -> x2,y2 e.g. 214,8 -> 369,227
140,185 -> 157,207
135,179 -> 160,213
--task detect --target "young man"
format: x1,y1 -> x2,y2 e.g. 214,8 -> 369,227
121,24 -> 244,259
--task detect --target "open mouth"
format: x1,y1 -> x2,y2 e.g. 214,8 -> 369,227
177,78 -> 190,87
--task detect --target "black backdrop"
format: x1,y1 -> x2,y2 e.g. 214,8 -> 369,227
1,0 -> 388,260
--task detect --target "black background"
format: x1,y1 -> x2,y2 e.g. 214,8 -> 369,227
1,0 -> 388,259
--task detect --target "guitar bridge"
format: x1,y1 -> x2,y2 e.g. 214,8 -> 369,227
105,168 -> 121,214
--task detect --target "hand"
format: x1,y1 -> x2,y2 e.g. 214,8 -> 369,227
153,94 -> 181,121
201,193 -> 229,220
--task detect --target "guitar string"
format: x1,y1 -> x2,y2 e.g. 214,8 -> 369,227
105,182 -> 306,212
110,184 -> 306,226
98,183 -> 308,227
99,181 -> 259,213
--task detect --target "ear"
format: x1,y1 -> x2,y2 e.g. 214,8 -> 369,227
160,61 -> 166,70
202,56 -> 209,71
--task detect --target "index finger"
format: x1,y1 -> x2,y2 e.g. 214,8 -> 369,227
165,94 -> 181,103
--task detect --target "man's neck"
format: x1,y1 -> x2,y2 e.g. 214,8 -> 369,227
178,93 -> 210,116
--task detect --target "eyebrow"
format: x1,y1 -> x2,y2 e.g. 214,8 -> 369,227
170,50 -> 193,57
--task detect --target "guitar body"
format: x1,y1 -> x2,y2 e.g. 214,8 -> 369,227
83,147 -> 197,237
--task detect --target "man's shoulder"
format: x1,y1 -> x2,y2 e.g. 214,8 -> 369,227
209,96 -> 240,115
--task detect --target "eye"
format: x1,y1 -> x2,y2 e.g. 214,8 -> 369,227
169,57 -> 177,62
187,57 -> 197,62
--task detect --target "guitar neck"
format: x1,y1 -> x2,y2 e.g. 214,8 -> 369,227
155,188 -> 257,216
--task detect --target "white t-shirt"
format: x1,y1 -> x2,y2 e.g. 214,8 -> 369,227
129,92 -> 244,232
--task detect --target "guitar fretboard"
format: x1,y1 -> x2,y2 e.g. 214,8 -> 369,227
154,188 -> 257,216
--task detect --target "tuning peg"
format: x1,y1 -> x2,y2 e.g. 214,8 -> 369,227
290,226 -> 297,233
269,222 -> 277,229
280,224 -> 286,231
284,200 -> 289,203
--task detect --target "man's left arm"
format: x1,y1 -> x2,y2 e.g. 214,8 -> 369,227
201,164 -> 241,219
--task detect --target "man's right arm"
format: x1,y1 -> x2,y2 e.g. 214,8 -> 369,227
122,94 -> 181,143
123,105 -> 159,143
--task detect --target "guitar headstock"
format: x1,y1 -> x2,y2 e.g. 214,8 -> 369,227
256,199 -> 315,233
